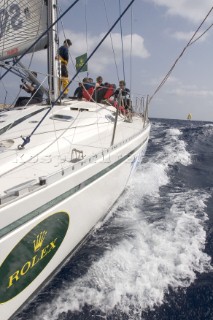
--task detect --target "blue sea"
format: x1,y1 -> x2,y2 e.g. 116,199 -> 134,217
15,118 -> 213,320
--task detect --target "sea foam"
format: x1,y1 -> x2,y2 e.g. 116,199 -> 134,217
32,124 -> 212,320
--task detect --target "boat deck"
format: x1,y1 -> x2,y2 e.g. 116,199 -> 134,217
0,100 -> 148,200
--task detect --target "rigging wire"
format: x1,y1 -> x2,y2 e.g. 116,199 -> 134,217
3,1 -> 47,108
0,0 -> 8,100
57,4 -> 83,88
148,6 -> 213,105
119,0 -> 126,82
0,0 -> 32,103
0,110 -> 82,179
103,0 -> 120,82
0,1 -> 47,55
0,0 -> 81,81
27,0 -> 46,70
84,0 -> 89,76
61,0 -> 135,94
50,4 -> 74,172
83,1 -> 109,155
18,0 -> 136,149
189,22 -> 213,46
129,5 -> 133,98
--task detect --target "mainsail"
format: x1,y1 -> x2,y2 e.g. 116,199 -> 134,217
0,0 -> 48,61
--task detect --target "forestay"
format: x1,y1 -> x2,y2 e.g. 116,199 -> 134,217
0,0 -> 48,61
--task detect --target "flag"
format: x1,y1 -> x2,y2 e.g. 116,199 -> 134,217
75,53 -> 88,72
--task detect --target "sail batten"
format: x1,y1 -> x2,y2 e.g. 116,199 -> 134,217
0,0 -> 48,61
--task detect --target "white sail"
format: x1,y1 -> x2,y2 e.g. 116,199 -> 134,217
0,0 -> 48,61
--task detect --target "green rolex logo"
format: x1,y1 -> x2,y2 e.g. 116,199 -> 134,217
0,211 -> 69,303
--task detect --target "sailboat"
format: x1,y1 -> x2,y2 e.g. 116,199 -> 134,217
187,113 -> 192,120
0,1 -> 150,319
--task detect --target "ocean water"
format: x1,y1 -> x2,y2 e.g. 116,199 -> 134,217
15,118 -> 213,320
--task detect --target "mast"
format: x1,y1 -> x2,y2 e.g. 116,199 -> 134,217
47,0 -> 59,102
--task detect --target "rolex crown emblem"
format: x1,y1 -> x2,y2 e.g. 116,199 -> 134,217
33,231 -> 47,252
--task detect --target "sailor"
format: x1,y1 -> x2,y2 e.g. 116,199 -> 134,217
114,80 -> 131,109
56,39 -> 72,99
114,80 -> 130,101
95,76 -> 104,88
79,78 -> 95,100
112,80 -> 131,117
14,72 -> 43,107
74,82 -> 82,98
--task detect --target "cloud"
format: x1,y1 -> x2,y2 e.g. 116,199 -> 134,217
148,75 -> 181,88
28,29 -> 149,82
148,0 -> 213,23
59,30 -> 150,73
171,31 -> 208,42
156,76 -> 213,97
148,74 -> 213,102
170,87 -> 213,97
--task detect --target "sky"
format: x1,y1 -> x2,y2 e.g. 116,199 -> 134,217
1,0 -> 213,121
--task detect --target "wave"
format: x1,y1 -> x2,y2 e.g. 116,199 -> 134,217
18,120 -> 213,320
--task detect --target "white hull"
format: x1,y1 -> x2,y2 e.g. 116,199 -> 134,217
0,101 -> 150,319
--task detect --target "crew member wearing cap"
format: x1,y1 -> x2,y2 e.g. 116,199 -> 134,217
56,39 -> 72,98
